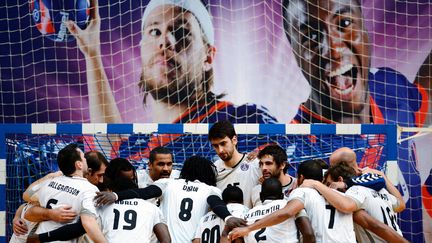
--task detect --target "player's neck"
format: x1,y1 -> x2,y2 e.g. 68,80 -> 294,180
279,173 -> 293,187
224,151 -> 244,168
70,170 -> 84,178
149,98 -> 189,123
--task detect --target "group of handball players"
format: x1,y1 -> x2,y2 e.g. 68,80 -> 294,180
9,121 -> 409,243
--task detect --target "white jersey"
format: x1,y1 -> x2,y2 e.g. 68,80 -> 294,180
154,178 -> 222,242
289,188 -> 356,243
194,203 -> 249,242
214,155 -> 261,208
97,198 -> 165,243
345,186 -> 402,243
251,176 -> 297,207
9,204 -> 38,243
32,176 -> 99,243
244,199 -> 298,243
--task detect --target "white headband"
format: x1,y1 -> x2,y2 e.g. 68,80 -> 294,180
141,0 -> 215,45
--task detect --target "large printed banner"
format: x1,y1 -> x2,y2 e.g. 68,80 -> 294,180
0,0 -> 431,241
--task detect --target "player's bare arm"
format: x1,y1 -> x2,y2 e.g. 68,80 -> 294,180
12,203 -> 28,236
153,222 -> 171,243
353,209 -> 409,243
24,205 -> 77,223
295,216 -> 316,243
66,0 -> 121,123
301,179 -> 357,213
229,199 -> 303,240
23,171 -> 62,202
81,214 -> 107,243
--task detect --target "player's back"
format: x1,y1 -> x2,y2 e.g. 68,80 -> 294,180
289,188 -> 356,243
155,178 -> 222,242
214,156 -> 261,208
195,203 -> 249,243
98,198 -> 164,243
244,199 -> 297,243
35,176 -> 99,243
346,186 -> 402,242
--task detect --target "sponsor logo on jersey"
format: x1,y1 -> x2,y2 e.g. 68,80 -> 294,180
240,163 -> 249,171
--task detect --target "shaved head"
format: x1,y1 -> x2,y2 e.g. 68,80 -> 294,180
329,147 -> 361,175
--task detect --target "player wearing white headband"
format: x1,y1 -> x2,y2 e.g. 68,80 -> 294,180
67,0 -> 277,126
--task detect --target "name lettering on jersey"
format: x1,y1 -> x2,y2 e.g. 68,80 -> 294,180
183,185 -> 199,192
371,190 -> 389,201
203,213 -> 218,223
115,200 -> 139,206
245,204 -> 280,219
47,181 -> 80,196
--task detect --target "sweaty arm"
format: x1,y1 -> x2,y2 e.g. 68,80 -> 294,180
353,210 -> 408,243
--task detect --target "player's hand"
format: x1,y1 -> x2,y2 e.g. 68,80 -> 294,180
225,217 -> 247,231
66,0 -> 101,57
12,218 -> 28,235
361,167 -> 384,177
300,179 -> 317,189
48,205 -> 77,223
94,191 -> 117,206
228,226 -> 250,240
26,233 -> 41,243
328,181 -> 347,190
246,149 -> 259,161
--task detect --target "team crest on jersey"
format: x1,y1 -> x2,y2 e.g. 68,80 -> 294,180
240,163 -> 249,171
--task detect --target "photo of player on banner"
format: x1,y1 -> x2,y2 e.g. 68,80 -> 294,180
0,0 -> 431,242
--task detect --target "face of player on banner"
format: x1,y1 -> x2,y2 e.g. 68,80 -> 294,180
210,136 -> 238,162
148,153 -> 173,180
286,0 -> 370,115
139,5 -> 214,104
259,154 -> 284,179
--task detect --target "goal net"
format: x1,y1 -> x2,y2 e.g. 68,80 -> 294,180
1,123 -> 403,241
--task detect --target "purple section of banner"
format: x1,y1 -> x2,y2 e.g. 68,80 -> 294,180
0,0 -> 430,123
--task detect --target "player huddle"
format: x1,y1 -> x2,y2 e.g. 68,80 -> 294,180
10,121 -> 409,243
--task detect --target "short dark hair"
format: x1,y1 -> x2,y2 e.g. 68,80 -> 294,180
149,146 -> 173,164
222,185 -> 243,204
258,144 -> 288,173
111,176 -> 138,192
325,162 -> 356,182
297,159 -> 326,182
57,143 -> 82,176
85,151 -> 108,173
208,121 -> 236,140
104,158 -> 138,191
105,158 -> 135,181
180,156 -> 217,186
260,178 -> 283,202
